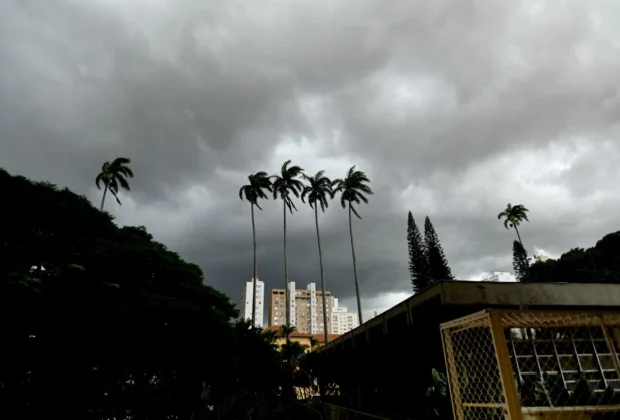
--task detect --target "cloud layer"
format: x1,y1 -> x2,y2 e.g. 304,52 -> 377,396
2,0 -> 620,320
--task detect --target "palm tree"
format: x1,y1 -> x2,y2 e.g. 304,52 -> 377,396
498,203 -> 530,245
239,172 -> 272,328
271,160 -> 304,328
95,157 -> 134,211
261,329 -> 279,347
301,170 -> 333,344
279,324 -> 297,344
332,166 -> 373,325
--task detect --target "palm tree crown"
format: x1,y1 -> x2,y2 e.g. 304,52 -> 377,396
271,160 -> 305,212
498,203 -> 529,229
498,203 -> 530,245
239,171 -> 272,209
95,157 -> 133,209
301,170 -> 333,211
332,166 -> 373,218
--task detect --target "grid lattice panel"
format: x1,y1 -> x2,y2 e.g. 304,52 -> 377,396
504,312 -> 620,419
443,311 -> 620,420
443,313 -> 508,419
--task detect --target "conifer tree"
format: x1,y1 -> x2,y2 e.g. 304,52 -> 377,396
513,240 -> 531,282
424,216 -> 455,282
407,211 -> 431,292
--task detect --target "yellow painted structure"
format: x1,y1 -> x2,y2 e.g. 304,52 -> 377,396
441,309 -> 620,420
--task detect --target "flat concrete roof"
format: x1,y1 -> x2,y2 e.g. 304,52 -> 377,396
319,281 -> 620,352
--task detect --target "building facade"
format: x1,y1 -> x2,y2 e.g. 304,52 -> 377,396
530,254 -> 549,265
269,282 -> 333,334
240,278 -> 265,327
483,271 -> 517,282
331,298 -> 360,334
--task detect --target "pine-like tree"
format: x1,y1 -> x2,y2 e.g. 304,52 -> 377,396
513,240 -> 531,282
407,211 -> 431,293
424,216 -> 455,282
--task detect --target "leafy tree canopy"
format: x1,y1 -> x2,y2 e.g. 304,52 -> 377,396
0,168 -> 295,419
528,231 -> 620,284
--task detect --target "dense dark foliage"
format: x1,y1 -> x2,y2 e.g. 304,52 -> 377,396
0,168 -> 313,420
423,216 -> 454,282
407,212 -> 431,292
528,231 -> 620,283
512,240 -> 531,282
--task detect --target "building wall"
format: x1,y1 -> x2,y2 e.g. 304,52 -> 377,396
484,271 -> 516,283
331,302 -> 359,334
240,278 -> 264,327
269,283 -> 333,334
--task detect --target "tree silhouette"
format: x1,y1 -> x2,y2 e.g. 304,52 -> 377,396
95,157 -> 133,211
424,216 -> 454,282
301,170 -> 333,343
407,211 -> 431,293
512,240 -> 531,282
498,203 -> 529,245
239,171 -> 272,328
332,166 -> 373,325
271,160 -> 304,328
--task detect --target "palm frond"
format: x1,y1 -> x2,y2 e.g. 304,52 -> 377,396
350,204 -> 362,219
110,189 -> 122,206
117,166 -> 134,178
115,174 -> 131,191
95,173 -> 104,190
111,157 -> 131,166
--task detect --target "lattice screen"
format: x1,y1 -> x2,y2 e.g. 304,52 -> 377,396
441,310 -> 620,420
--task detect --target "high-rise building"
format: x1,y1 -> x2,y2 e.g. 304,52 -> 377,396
240,278 -> 265,327
268,282 -> 333,334
331,298 -> 360,334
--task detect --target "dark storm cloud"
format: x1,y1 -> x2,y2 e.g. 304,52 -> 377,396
2,0 -> 620,317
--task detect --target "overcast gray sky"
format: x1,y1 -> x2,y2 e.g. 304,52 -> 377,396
2,0 -> 619,320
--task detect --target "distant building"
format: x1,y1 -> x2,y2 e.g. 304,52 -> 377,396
531,255 -> 549,265
240,279 -> 265,327
331,298 -> 360,334
269,282 -> 333,335
483,271 -> 517,283
261,325 -> 340,351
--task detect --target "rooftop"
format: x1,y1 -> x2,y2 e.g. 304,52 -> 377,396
319,280 -> 620,352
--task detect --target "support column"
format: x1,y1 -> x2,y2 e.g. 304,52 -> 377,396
489,310 -> 523,420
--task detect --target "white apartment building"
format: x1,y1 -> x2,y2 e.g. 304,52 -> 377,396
240,278 -> 265,327
531,255 -> 549,265
483,271 -> 517,282
331,298 -> 360,334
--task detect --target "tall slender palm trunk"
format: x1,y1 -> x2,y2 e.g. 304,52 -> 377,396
514,225 -> 523,246
283,198 -> 290,328
314,202 -> 329,344
100,185 -> 108,211
349,203 -> 363,325
251,203 -> 257,328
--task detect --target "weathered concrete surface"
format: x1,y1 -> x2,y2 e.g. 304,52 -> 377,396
320,281 -> 620,352
439,281 -> 620,307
